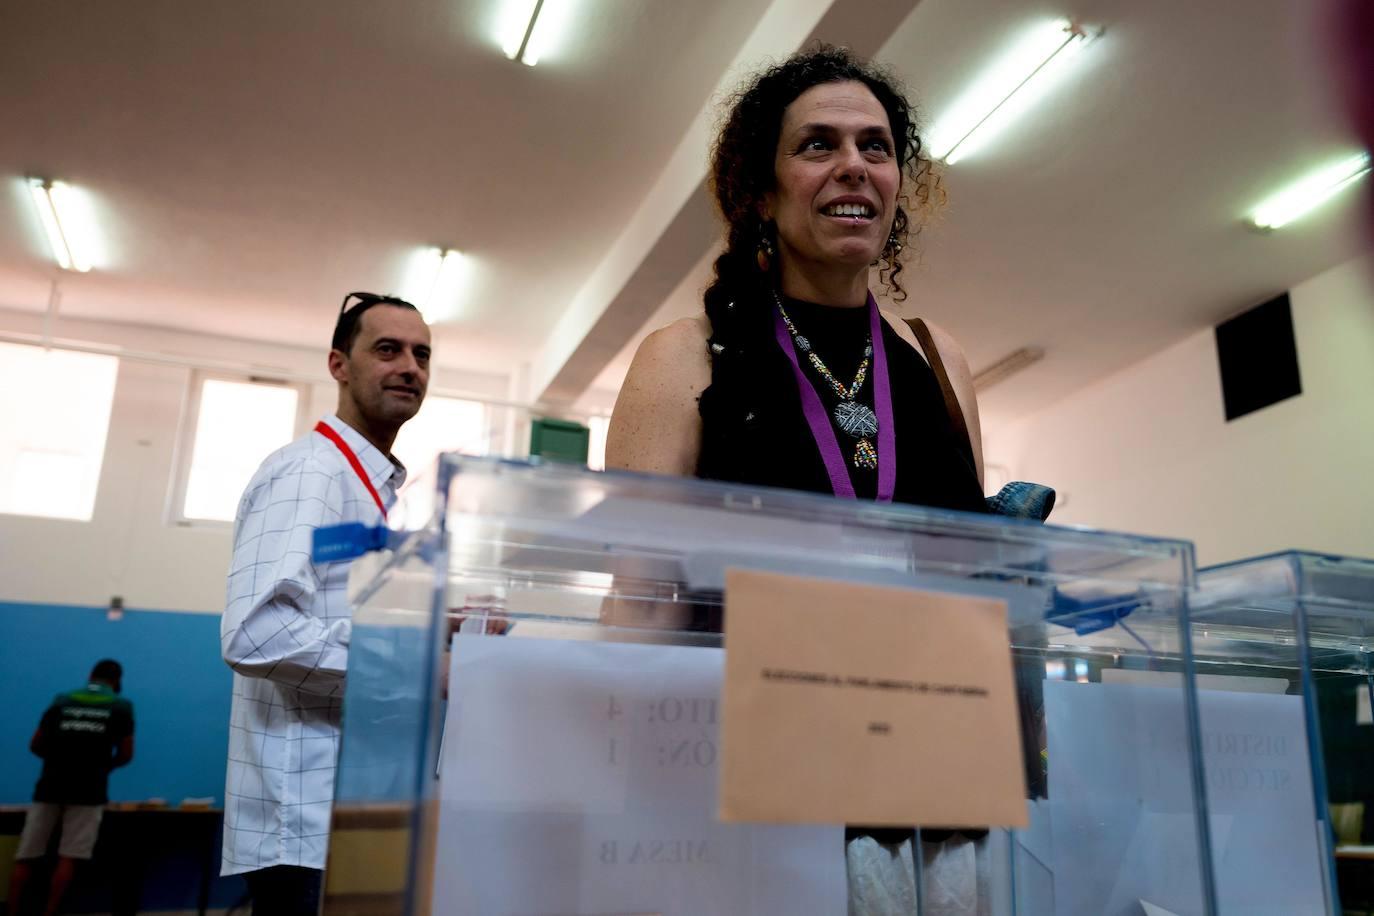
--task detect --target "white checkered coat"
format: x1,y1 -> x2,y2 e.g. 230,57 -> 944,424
220,415 -> 403,875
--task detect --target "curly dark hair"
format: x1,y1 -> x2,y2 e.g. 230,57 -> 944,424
705,45 -> 940,346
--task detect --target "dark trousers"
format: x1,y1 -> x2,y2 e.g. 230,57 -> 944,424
243,865 -> 322,916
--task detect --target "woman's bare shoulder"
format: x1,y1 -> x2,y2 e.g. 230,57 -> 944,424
608,315 -> 711,475
643,315 -> 710,351
917,317 -> 968,362
627,315 -> 711,387
879,309 -> 984,480
879,309 -> 970,371
879,307 -> 921,352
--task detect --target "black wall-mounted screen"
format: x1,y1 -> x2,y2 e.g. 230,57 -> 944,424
1215,292 -> 1302,422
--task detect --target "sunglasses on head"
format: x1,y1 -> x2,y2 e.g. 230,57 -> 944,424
338,291 -> 417,318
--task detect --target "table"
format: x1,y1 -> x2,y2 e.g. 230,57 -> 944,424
1,804 -> 222,915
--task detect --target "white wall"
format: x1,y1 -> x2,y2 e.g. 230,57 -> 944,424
988,253 -> 1374,566
0,309 -> 510,613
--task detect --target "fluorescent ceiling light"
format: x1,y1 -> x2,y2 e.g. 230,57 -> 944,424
499,0 -> 539,59
403,247 -> 467,323
499,0 -> 572,66
427,249 -> 466,321
522,0 -> 572,66
27,178 -> 93,272
1247,152 -> 1372,230
929,20 -> 1095,165
973,346 -> 1044,392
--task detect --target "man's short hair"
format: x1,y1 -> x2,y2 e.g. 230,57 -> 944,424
90,659 -> 122,684
332,292 -> 421,354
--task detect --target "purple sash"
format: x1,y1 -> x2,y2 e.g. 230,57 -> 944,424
772,292 -> 896,502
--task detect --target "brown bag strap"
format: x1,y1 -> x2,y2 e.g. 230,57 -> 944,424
905,317 -> 976,472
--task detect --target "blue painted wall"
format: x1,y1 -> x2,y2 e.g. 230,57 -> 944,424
0,601 -> 231,806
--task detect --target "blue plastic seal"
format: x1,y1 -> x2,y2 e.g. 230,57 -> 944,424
313,522 -> 390,563
1045,588 -> 1142,636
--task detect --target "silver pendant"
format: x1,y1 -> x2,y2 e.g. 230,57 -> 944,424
834,400 -> 878,439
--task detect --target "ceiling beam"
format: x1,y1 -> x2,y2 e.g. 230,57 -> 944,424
530,0 -> 924,405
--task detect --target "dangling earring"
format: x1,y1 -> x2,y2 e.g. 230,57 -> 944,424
887,230 -> 903,257
873,230 -> 903,267
756,229 -> 776,273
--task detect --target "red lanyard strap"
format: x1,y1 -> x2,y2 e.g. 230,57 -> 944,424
314,421 -> 388,520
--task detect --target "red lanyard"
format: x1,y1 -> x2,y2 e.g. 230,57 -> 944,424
314,421 -> 388,520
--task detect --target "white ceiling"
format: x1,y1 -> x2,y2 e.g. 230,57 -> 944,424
1,0 -> 1368,426
0,0 -> 770,363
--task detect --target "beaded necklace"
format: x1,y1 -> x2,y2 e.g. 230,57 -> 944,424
774,292 -> 880,470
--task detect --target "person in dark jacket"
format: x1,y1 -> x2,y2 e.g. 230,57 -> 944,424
7,660 -> 134,916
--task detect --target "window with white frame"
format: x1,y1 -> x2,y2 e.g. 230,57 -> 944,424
586,415 -> 610,471
179,376 -> 303,523
0,342 -> 119,521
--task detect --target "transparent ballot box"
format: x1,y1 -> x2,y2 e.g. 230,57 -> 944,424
325,457 -> 1210,916
1189,551 -> 1374,916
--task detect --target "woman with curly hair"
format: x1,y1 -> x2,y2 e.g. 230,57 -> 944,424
607,45 -> 992,913
608,44 -> 985,515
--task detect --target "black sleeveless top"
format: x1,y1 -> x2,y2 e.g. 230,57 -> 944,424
697,296 -> 986,514
698,297 -> 992,845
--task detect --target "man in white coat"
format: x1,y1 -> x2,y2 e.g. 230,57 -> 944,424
220,292 -> 430,915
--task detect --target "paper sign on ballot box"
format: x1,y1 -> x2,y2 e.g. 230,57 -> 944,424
433,635 -> 845,916
719,567 -> 1028,828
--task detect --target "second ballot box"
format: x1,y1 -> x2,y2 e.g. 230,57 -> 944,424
1190,550 -> 1374,915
